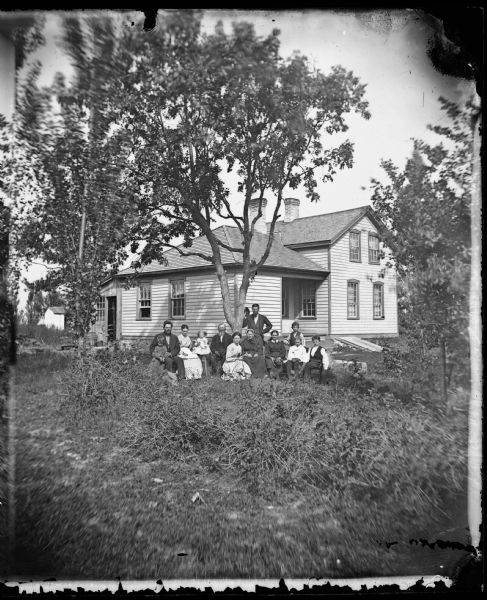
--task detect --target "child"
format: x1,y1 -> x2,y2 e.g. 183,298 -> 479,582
193,330 -> 211,376
284,321 -> 306,347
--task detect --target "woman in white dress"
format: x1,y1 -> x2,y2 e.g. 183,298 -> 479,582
222,332 -> 251,381
177,325 -> 202,379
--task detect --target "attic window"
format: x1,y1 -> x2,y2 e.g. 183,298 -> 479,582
349,231 -> 361,262
368,233 -> 380,264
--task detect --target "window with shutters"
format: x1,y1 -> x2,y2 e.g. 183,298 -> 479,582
373,282 -> 384,319
349,230 -> 361,262
137,283 -> 151,320
368,233 -> 380,264
347,280 -> 359,319
170,279 -> 185,318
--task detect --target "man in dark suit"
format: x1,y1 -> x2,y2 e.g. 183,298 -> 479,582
210,322 -> 233,375
242,303 -> 272,348
149,320 -> 186,380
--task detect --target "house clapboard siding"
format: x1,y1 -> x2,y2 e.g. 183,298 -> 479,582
237,272 -> 282,331
294,247 -> 329,269
329,216 -> 398,336
119,272 -> 237,340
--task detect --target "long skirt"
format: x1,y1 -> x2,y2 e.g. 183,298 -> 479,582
222,359 -> 251,381
243,355 -> 267,378
182,356 -> 203,379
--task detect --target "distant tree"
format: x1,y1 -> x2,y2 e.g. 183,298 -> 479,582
116,11 -> 371,330
371,97 -> 475,405
12,16 -> 136,339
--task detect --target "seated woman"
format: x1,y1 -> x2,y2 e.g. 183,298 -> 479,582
302,335 -> 330,382
284,321 -> 306,348
264,330 -> 287,379
177,324 -> 202,379
241,328 -> 267,378
285,336 -> 309,379
222,332 -> 251,381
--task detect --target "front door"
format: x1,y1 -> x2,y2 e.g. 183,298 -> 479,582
107,296 -> 117,342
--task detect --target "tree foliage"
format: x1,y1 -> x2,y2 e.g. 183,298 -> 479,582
12,16 -> 136,337
114,11 -> 371,329
371,96 -> 474,388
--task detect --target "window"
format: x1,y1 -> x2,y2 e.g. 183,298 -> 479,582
96,296 -> 105,322
170,279 -> 185,318
349,230 -> 361,262
347,280 -> 359,319
373,283 -> 384,319
301,282 -> 316,318
137,283 -> 151,319
368,233 -> 380,264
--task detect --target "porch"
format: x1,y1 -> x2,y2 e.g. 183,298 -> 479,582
280,275 -> 329,337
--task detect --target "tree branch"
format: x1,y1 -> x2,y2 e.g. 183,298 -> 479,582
161,242 -> 214,263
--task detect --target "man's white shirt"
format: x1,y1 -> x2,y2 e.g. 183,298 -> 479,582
310,345 -> 330,369
287,345 -> 309,363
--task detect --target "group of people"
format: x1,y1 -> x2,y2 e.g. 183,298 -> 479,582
148,303 -> 333,383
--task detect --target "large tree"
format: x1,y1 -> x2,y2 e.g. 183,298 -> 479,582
12,16 -> 136,338
371,97 -> 474,403
115,11 -> 371,329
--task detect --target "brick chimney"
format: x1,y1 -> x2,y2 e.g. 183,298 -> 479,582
248,198 -> 268,234
284,197 -> 300,222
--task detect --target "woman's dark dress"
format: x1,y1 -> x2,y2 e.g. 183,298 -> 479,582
241,337 -> 267,378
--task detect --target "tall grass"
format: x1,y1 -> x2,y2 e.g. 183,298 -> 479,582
17,323 -> 72,346
58,354 -> 468,538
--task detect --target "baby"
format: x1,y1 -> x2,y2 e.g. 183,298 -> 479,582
193,330 -> 210,376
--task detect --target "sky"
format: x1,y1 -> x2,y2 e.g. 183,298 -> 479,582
17,8 -> 475,307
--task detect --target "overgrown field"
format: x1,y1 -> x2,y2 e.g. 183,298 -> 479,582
9,351 -> 470,579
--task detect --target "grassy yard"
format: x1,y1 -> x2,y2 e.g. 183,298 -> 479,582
7,350 -> 471,580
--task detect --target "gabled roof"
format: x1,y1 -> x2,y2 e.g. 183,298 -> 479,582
48,306 -> 65,314
116,225 -> 325,277
269,205 -> 382,246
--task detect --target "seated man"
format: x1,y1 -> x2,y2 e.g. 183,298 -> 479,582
302,335 -> 330,382
264,330 -> 287,379
285,336 -> 309,379
210,323 -> 233,375
149,319 -> 185,380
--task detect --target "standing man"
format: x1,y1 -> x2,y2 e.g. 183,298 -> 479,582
242,303 -> 272,348
149,320 -> 186,380
210,323 -> 233,375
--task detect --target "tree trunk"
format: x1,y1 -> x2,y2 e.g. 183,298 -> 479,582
468,104 -> 482,551
213,260 -> 238,331
75,203 -> 87,349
